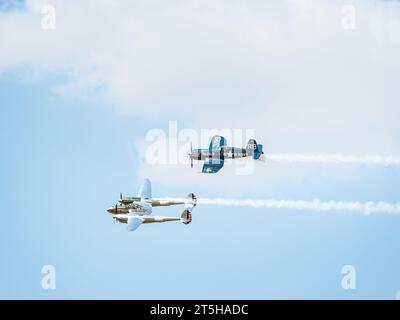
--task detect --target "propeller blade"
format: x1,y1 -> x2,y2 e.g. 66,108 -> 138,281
120,192 -> 122,200
115,204 -> 118,214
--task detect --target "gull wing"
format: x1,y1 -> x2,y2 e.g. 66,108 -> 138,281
127,217 -> 143,232
208,135 -> 226,151
137,178 -> 152,200
202,157 -> 224,173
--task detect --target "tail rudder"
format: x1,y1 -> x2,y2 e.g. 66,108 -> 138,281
181,209 -> 193,225
255,143 -> 264,160
182,193 -> 196,225
246,139 -> 264,160
185,193 -> 197,210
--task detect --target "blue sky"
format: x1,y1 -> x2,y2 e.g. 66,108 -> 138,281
1,0 -> 400,299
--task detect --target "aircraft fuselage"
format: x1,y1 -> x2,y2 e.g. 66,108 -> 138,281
107,201 -> 152,215
191,147 -> 248,160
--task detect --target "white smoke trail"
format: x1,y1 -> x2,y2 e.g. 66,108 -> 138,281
156,197 -> 400,215
197,198 -> 400,215
264,154 -> 400,166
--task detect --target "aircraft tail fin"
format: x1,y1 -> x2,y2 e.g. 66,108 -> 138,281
181,193 -> 196,224
181,209 -> 193,225
185,193 -> 197,210
246,139 -> 264,160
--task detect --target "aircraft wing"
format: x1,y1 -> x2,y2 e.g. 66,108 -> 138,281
202,157 -> 224,173
137,179 -> 152,200
127,217 -> 143,231
209,135 -> 226,151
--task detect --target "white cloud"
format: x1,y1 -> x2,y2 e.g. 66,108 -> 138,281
2,0 -> 400,193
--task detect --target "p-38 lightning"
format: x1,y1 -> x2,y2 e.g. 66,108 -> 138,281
189,135 -> 264,173
107,179 -> 197,232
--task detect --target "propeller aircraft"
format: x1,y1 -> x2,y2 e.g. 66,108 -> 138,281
107,179 -> 197,232
188,135 -> 264,173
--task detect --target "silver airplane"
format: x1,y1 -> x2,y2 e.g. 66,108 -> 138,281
107,179 -> 197,232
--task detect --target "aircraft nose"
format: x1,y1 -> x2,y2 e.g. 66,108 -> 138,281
107,207 -> 114,214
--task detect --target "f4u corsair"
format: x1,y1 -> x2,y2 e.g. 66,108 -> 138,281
107,179 -> 197,232
189,135 -> 264,173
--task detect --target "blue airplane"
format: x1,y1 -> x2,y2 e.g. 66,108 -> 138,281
189,135 -> 264,173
